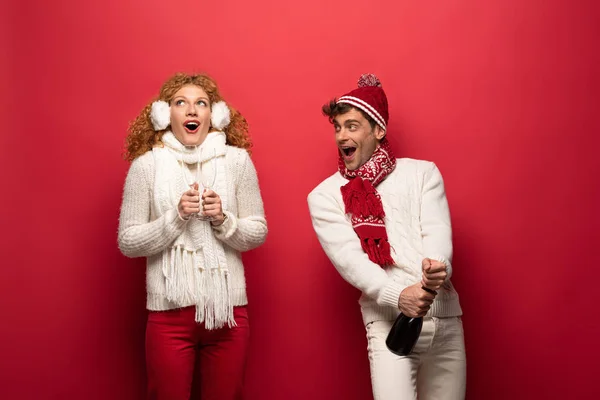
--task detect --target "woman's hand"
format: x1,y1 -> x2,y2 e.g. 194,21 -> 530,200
202,189 -> 225,225
178,183 -> 201,219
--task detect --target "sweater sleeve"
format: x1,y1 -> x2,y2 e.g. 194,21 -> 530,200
117,155 -> 188,258
307,189 -> 407,308
212,150 -> 267,251
420,162 -> 454,280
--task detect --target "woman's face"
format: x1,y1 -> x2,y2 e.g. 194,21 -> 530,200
169,85 -> 212,146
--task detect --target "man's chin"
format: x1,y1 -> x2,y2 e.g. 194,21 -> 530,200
345,162 -> 358,171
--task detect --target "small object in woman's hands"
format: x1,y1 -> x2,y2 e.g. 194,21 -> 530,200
196,188 -> 215,221
197,150 -> 217,221
186,182 -> 200,218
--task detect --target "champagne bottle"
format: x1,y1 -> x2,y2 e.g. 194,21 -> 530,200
385,286 -> 437,356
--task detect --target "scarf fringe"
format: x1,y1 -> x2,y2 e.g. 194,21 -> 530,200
341,181 -> 385,218
361,238 -> 395,266
163,246 -> 196,306
162,246 -> 235,329
196,268 -> 236,329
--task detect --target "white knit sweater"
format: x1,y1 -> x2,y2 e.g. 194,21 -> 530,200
118,146 -> 267,312
308,158 -> 462,326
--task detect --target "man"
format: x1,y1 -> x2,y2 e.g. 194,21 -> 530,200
307,74 -> 466,399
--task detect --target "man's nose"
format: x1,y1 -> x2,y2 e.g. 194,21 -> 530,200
336,128 -> 349,142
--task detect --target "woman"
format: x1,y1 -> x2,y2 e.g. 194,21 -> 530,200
118,73 -> 267,400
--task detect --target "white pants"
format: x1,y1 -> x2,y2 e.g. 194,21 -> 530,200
366,317 -> 466,400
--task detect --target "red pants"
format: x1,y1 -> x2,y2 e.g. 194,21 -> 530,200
145,306 -> 250,400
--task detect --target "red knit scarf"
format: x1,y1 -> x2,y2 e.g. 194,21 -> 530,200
338,138 -> 396,267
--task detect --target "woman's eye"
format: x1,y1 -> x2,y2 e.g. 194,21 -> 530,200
176,100 -> 185,106
197,100 -> 207,106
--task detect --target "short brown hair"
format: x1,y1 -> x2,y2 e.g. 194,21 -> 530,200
321,98 -> 377,129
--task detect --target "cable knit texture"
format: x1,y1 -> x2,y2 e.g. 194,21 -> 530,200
308,158 -> 462,326
118,142 -> 267,326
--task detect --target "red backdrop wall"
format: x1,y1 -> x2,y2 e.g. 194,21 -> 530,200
2,1 -> 599,399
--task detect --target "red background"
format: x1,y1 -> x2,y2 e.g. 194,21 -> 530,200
2,1 -> 599,399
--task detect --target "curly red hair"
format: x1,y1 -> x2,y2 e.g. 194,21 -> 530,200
124,73 -> 252,161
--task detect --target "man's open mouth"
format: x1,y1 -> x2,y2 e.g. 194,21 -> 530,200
341,147 -> 357,158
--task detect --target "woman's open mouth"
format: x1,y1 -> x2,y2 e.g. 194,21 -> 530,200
184,120 -> 200,133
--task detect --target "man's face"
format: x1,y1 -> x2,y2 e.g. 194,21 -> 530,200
334,108 -> 385,170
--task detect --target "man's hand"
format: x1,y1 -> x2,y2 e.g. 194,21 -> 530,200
398,283 -> 436,318
421,258 -> 447,292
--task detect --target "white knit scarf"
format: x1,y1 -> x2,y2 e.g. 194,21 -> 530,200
152,131 -> 234,329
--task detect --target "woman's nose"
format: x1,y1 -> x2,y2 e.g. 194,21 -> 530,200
186,104 -> 197,116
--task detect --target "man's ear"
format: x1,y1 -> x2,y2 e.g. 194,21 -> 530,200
374,125 -> 386,140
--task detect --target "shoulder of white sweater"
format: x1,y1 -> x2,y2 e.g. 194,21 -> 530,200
391,158 -> 440,184
225,145 -> 250,164
395,157 -> 436,173
224,145 -> 252,176
128,151 -> 155,179
131,150 -> 154,166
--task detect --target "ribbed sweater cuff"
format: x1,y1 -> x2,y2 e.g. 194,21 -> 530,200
166,208 -> 188,230
378,280 -> 408,309
428,254 -> 453,281
212,210 -> 237,239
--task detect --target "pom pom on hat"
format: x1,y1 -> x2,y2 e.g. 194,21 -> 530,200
357,73 -> 382,88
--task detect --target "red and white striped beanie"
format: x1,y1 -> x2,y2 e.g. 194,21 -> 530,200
337,73 -> 388,130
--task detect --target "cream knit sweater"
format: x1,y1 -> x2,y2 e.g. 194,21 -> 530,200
118,146 -> 267,312
308,158 -> 462,326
